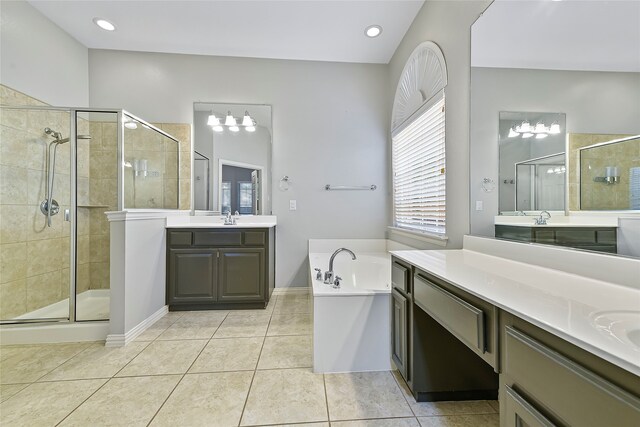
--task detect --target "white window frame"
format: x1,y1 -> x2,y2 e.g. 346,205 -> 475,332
391,91 -> 447,240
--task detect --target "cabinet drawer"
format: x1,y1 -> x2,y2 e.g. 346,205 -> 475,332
414,274 -> 485,353
504,326 -> 640,426
504,385 -> 556,427
244,231 -> 266,246
392,262 -> 409,293
194,231 -> 242,246
168,231 -> 192,246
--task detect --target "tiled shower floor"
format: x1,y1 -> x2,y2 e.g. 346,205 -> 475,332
0,291 -> 499,426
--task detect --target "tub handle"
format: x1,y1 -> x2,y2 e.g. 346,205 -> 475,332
333,276 -> 342,289
314,268 -> 322,280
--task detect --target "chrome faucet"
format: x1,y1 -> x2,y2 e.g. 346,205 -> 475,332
324,248 -> 356,284
223,211 -> 236,225
534,210 -> 551,225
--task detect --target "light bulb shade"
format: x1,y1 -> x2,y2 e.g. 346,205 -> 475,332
229,125 -> 240,132
225,112 -> 237,126
245,125 -> 256,132
242,111 -> 253,127
508,128 -> 519,138
212,125 -> 224,133
547,168 -> 554,174
124,121 -> 137,130
535,133 -> 548,139
519,121 -> 532,133
534,123 -> 548,134
549,123 -> 561,134
522,132 -> 534,138
207,114 -> 220,126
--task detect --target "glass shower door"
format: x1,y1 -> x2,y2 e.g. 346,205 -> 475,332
74,111 -> 116,321
0,105 -> 73,323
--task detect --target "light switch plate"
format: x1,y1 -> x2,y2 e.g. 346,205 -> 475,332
289,200 -> 297,210
475,200 -> 483,211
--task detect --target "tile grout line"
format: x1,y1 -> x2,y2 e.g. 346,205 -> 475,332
390,369 -> 419,418
323,373 -> 332,426
236,295 -> 276,427
145,310 -> 230,426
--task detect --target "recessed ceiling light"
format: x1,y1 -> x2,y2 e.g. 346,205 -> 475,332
93,17 -> 116,31
365,25 -> 382,38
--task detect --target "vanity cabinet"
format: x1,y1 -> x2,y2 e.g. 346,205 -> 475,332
391,257 -> 498,402
391,258 -> 412,388
500,312 -> 640,427
495,225 -> 617,254
166,228 -> 275,310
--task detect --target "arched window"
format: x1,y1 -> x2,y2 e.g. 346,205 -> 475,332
391,41 -> 448,235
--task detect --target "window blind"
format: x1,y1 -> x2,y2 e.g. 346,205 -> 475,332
392,96 -> 446,235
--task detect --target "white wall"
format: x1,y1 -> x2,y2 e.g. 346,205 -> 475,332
470,67 -> 640,236
89,50 -> 389,287
387,0 -> 492,249
0,0 -> 89,106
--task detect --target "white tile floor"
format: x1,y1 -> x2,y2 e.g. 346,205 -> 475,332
0,292 -> 499,426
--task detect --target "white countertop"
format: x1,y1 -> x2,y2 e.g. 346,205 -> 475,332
165,215 -> 277,228
495,215 -> 619,228
390,249 -> 640,376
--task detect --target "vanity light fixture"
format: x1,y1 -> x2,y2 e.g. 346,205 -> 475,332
365,25 -> 383,38
549,123 -> 561,134
208,110 -> 257,133
522,132 -> 534,138
535,133 -> 548,139
124,121 -> 137,130
93,17 -> 116,31
508,128 -> 519,138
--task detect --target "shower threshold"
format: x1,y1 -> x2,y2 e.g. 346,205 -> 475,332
15,289 -> 110,322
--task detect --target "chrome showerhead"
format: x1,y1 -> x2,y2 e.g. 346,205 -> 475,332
43,127 -> 92,144
44,127 -> 62,140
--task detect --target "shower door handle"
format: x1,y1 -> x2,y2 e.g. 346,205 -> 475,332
64,209 -> 70,222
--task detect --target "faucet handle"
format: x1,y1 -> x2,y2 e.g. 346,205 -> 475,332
314,268 -> 322,280
333,276 -> 342,289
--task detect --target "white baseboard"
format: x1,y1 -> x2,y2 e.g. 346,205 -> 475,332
105,305 -> 168,347
273,287 -> 310,295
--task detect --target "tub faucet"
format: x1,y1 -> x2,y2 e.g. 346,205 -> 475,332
324,248 -> 356,284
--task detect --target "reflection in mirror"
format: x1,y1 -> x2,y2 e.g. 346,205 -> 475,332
570,135 -> 639,211
470,0 -> 640,257
193,151 -> 210,210
499,112 -> 566,214
193,103 -> 272,214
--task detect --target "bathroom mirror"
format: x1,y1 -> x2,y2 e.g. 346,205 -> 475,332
193,103 -> 272,214
469,0 -> 640,257
498,111 -> 566,214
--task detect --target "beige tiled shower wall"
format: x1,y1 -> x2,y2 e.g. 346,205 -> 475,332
0,85 -> 83,318
569,133 -> 633,210
157,123 -> 191,210
123,122 -> 191,210
87,121 -> 118,291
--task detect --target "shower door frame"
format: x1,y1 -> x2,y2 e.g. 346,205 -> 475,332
0,106 -> 181,325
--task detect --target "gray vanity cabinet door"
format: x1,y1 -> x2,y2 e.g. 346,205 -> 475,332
391,288 -> 408,380
218,248 -> 265,302
167,249 -> 217,303
504,385 -> 556,427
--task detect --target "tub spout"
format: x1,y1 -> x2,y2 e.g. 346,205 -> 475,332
324,248 -> 357,284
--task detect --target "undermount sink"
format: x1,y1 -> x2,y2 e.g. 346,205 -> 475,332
590,310 -> 640,349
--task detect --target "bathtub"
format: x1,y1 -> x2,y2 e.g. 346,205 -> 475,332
309,239 -> 411,373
